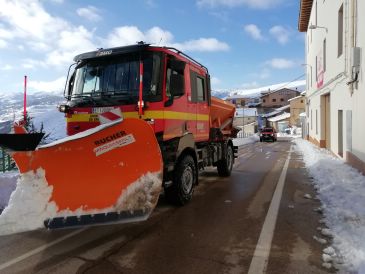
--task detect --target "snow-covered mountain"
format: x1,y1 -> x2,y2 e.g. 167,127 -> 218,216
0,92 -> 67,140
213,80 -> 306,99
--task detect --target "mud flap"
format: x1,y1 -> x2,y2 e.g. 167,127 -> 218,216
0,118 -> 163,233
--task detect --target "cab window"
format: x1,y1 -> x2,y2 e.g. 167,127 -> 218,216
190,70 -> 207,102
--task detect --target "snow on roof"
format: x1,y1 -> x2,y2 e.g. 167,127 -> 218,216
227,80 -> 306,99
268,112 -> 290,122
288,95 -> 305,102
261,105 -> 290,118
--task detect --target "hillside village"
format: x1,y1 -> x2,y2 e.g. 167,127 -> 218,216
225,85 -> 306,136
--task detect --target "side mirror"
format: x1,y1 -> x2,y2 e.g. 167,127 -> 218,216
170,73 -> 185,97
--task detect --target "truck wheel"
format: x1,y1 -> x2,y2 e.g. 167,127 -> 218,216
217,144 -> 234,177
165,155 -> 196,205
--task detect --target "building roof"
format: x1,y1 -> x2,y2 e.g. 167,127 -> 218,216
298,0 -> 313,32
268,112 -> 291,122
261,105 -> 290,118
288,95 -> 305,102
260,87 -> 300,98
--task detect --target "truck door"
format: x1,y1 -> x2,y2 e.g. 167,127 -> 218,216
163,56 -> 195,140
190,70 -> 210,142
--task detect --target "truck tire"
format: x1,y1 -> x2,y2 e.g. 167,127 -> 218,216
217,144 -> 234,177
164,155 -> 196,205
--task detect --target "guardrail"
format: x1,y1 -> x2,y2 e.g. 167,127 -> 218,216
237,131 -> 254,138
0,148 -> 16,173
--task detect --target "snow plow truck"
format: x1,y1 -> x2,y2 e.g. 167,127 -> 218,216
0,43 -> 237,234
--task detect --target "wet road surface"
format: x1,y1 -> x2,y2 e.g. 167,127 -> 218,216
0,138 -> 334,273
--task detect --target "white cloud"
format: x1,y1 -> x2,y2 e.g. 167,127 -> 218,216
107,26 -> 229,52
76,6 -> 101,22
0,24 -> 14,39
266,58 -> 296,69
197,0 -> 283,9
0,39 -> 7,48
244,24 -> 264,41
269,25 -> 291,45
106,26 -> 146,47
1,64 -> 13,71
172,38 -> 229,52
0,0 -> 68,41
45,26 -> 96,66
48,0 -> 64,3
22,58 -> 47,69
28,76 -> 66,93
0,1 -> 229,75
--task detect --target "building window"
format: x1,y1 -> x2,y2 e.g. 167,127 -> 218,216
272,98 -> 276,102
280,98 -> 284,102
301,100 -> 304,103
263,99 -> 266,103
338,4 -> 343,57
196,76 -> 206,101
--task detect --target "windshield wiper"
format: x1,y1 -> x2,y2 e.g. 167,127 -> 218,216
71,94 -> 97,106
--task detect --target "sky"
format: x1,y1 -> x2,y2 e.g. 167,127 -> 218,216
0,0 -> 305,94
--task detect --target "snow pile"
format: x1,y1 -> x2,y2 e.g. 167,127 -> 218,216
0,169 -> 57,235
0,169 -> 162,235
0,171 -> 18,209
116,171 -> 162,212
294,139 -> 365,272
233,135 -> 259,147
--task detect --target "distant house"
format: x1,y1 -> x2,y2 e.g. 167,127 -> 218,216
261,88 -> 300,108
225,94 -> 261,108
225,96 -> 246,107
288,95 -> 306,127
261,105 -> 291,131
268,112 -> 291,132
234,108 -> 258,127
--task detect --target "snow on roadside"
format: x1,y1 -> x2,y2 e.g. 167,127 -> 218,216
294,138 -> 365,273
0,169 -> 58,235
0,171 -> 18,209
233,134 -> 259,147
0,169 -> 162,235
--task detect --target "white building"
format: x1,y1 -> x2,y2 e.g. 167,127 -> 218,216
299,0 -> 365,174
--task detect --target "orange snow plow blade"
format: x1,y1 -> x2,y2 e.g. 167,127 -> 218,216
0,118 -> 163,232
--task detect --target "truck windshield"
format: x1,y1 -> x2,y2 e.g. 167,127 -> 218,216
71,52 -> 162,103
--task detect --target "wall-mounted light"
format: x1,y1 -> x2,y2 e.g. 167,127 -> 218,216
308,24 -> 328,33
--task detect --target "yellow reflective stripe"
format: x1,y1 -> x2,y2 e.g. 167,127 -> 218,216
67,111 -> 209,122
163,133 -> 209,139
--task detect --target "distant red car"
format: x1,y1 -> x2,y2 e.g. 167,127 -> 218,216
260,127 -> 277,142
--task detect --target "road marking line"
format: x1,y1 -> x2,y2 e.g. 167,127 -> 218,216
248,146 -> 292,274
0,228 -> 87,271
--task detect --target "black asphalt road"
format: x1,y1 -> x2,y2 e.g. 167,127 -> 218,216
0,138 -> 334,274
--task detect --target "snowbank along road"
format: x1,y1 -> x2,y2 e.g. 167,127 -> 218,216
0,137 -> 335,274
